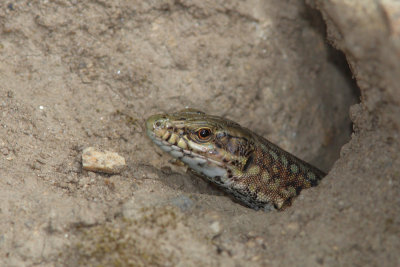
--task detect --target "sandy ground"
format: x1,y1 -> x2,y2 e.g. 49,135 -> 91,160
0,1 -> 398,266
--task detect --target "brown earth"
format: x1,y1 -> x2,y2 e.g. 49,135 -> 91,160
0,0 -> 398,266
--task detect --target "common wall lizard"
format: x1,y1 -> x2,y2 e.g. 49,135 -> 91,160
146,108 -> 326,211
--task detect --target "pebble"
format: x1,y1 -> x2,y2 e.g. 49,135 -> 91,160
82,147 -> 126,174
209,221 -> 221,234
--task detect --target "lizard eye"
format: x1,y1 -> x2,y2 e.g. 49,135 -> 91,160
197,128 -> 212,140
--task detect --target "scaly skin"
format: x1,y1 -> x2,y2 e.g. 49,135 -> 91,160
146,108 -> 326,211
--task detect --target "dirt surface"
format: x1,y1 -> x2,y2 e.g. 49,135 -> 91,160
0,0 -> 398,266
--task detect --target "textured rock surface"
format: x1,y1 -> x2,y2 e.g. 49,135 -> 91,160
0,0 -> 398,266
82,147 -> 126,174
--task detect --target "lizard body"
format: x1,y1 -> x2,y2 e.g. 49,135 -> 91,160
146,108 -> 326,211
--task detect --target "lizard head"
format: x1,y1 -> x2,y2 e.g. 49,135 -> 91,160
146,108 -> 255,183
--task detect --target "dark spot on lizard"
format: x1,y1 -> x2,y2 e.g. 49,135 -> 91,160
242,154 -> 254,172
197,162 -> 206,168
214,176 -> 222,183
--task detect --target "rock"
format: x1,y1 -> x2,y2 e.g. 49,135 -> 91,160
82,147 -> 126,174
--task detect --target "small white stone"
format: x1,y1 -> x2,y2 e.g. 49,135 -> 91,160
82,147 -> 126,174
209,221 -> 221,234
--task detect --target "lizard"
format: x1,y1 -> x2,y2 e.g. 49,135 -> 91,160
146,108 -> 326,211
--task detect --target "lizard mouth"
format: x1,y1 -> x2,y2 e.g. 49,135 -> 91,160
146,113 -> 196,157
